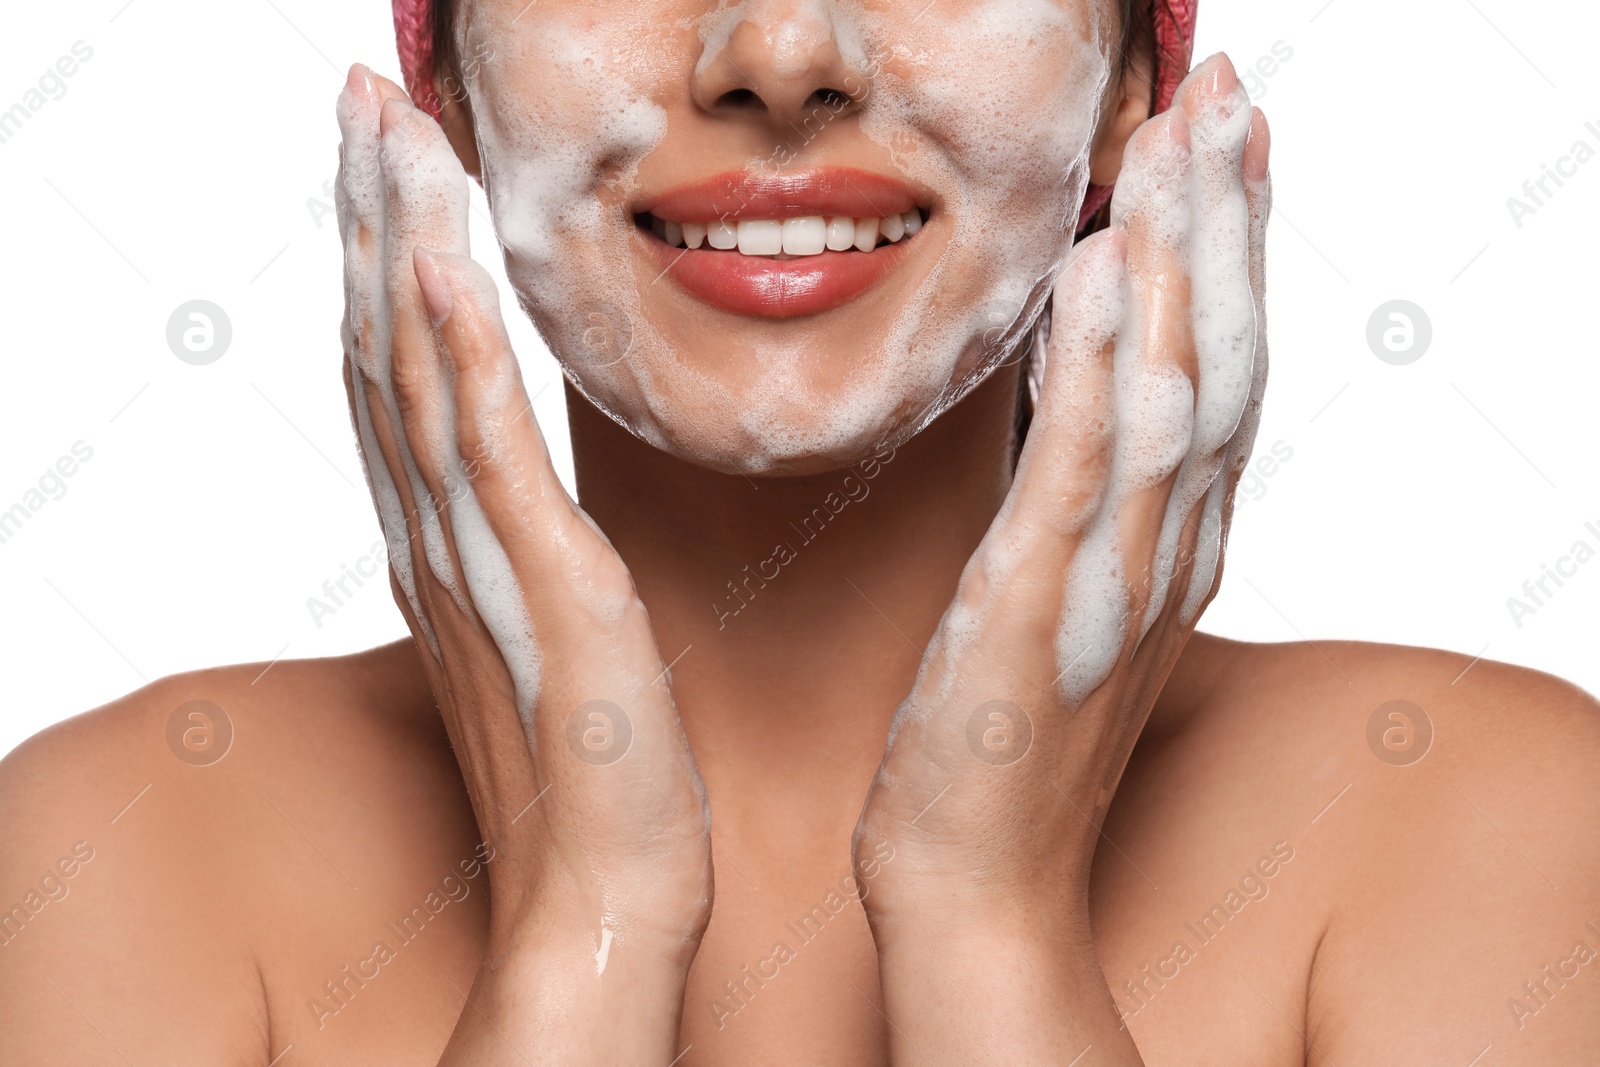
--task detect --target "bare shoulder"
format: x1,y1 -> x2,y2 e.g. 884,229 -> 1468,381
0,640 -> 445,863
1171,632 -> 1599,771
0,641 -> 476,1065
1173,635 -> 1600,1062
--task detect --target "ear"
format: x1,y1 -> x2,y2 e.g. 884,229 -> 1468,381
1088,43 -> 1158,186
435,73 -> 483,182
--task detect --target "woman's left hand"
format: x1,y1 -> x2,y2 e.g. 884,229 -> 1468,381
854,54 -> 1271,1063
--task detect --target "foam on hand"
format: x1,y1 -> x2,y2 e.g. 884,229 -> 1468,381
338,84 -> 441,655
341,78 -> 548,720
423,251 -> 550,727
1145,79 -> 1256,635
1054,73 -> 1260,706
903,67 -> 1261,715
342,94 -> 479,631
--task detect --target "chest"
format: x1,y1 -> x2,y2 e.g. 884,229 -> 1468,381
675,816 -> 1320,1066
257,735 -> 1326,1067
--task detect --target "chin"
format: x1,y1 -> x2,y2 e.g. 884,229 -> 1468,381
518,266 -> 1047,478
506,223 -> 1056,477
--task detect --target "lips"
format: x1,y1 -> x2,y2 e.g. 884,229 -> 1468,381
635,167 -> 930,319
640,239 -> 913,318
644,168 -> 921,221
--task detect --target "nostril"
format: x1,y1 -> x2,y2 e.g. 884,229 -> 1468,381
716,88 -> 764,111
812,88 -> 850,109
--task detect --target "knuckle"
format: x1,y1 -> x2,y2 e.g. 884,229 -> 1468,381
454,421 -> 496,487
388,356 -> 430,423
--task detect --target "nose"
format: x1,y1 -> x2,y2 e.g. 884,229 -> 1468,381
691,0 -> 871,131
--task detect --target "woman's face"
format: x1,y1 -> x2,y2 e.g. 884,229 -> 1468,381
453,0 -> 1120,474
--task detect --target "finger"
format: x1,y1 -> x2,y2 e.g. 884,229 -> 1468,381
1113,104 -> 1200,497
1010,226 -> 1126,540
339,66 -> 459,630
416,254 -> 712,866
350,274 -> 544,847
339,67 -> 441,656
351,356 -> 443,657
1141,55 -> 1258,635
416,253 -> 590,595
932,229 -> 1125,711
1236,105 -> 1272,448
1243,107 -> 1272,302
335,65 -> 408,277
1035,229 -> 1134,710
380,96 -> 475,615
1181,106 -> 1273,620
1180,55 -> 1256,457
414,250 -> 625,734
346,91 -> 465,618
1062,106 -> 1195,696
1231,103 -> 1272,476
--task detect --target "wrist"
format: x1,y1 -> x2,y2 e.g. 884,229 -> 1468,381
870,903 -> 1096,974
486,849 -> 712,968
490,881 -> 708,980
504,919 -> 699,1000
861,863 -> 1093,958
450,918 -> 698,1064
868,916 -> 1141,1065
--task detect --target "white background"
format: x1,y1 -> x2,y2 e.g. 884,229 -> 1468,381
1,0 -> 1595,759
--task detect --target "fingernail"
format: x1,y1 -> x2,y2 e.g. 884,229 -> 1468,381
1207,54 -> 1239,98
414,249 -> 453,323
346,62 -> 374,95
379,96 -> 413,138
1107,221 -> 1130,259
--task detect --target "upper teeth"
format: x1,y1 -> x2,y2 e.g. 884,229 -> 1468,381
650,212 -> 924,256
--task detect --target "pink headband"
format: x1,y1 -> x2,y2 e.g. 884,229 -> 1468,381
391,0 -> 1198,232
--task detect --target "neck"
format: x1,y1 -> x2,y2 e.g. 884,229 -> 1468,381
567,363 -> 1023,832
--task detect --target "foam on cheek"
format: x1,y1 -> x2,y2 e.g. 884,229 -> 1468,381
725,0 -> 1116,467
459,0 -> 1114,472
461,8 -> 678,446
471,12 -> 667,256
886,3 -> 1109,363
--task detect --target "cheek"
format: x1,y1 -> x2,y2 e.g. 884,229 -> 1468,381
869,1 -> 1110,159
471,31 -> 666,251
448,1 -> 1115,472
463,11 -> 670,365
851,4 -> 1113,391
908,46 -> 1105,164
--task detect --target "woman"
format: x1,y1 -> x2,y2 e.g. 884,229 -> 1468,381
3,0 -> 1596,1063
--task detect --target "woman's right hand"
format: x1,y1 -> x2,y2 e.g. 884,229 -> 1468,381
336,65 -> 710,1063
